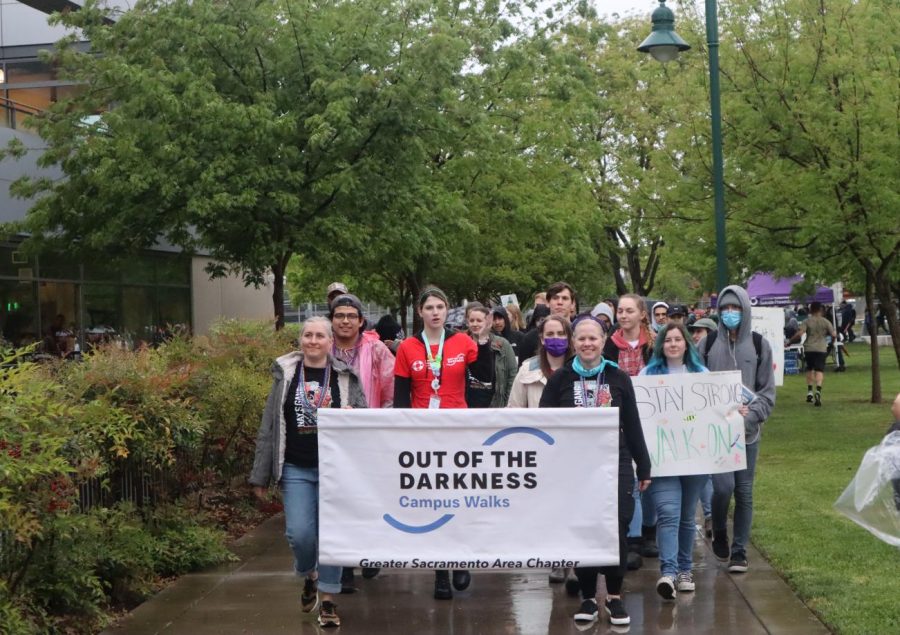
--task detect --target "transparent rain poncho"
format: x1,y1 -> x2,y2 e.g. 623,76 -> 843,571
834,431 -> 900,547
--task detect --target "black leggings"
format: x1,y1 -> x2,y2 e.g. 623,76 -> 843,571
575,466 -> 635,599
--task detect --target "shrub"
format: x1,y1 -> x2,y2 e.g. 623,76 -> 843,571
0,319 -> 288,633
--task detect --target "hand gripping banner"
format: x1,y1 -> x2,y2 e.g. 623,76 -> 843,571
317,408 -> 620,570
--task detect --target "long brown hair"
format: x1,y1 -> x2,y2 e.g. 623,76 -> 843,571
538,315 -> 574,379
618,293 -> 653,342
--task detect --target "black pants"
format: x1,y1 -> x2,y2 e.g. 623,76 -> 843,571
575,464 -> 635,599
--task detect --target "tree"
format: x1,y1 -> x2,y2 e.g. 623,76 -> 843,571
6,0 -> 501,328
690,0 -> 900,393
530,9 -> 719,299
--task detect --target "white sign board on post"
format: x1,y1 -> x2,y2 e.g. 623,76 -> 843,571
318,408 -> 620,569
631,371 -> 747,477
751,307 -> 786,386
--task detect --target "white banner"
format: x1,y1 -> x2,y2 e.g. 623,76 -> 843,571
751,307 -> 786,386
632,371 -> 747,477
318,408 -> 620,569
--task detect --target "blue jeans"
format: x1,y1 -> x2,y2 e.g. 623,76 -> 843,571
649,475 -> 707,577
700,476 -> 712,517
712,440 -> 760,556
281,463 -> 341,594
627,478 -> 658,538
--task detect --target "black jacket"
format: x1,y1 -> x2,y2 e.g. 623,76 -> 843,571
539,359 -> 651,480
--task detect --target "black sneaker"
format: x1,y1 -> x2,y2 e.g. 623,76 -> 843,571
712,530 -> 730,562
318,600 -> 340,628
574,599 -> 599,623
451,569 -> 471,591
340,567 -> 356,594
626,550 -> 643,571
640,525 -> 659,558
806,392 -> 814,403
434,570 -> 452,600
728,552 -> 749,573
604,597 -> 631,626
361,566 -> 380,579
814,392 -> 822,407
300,576 -> 318,613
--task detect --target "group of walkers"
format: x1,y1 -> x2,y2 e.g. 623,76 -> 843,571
248,280 -> 776,628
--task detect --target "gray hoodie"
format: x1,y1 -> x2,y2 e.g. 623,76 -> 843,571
248,352 -> 368,487
699,285 -> 775,444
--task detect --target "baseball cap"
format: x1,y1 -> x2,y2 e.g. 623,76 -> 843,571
326,282 -> 348,296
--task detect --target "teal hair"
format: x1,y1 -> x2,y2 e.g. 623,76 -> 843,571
643,323 -> 707,375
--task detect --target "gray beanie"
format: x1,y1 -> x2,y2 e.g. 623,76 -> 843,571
717,290 -> 741,309
330,293 -> 364,316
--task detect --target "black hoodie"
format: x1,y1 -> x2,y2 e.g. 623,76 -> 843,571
492,306 -> 524,364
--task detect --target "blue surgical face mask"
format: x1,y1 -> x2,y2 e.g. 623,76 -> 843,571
721,310 -> 742,330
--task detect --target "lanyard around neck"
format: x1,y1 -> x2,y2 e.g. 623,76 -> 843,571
421,329 -> 446,391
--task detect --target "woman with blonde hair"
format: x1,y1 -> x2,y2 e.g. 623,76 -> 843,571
249,317 -> 367,628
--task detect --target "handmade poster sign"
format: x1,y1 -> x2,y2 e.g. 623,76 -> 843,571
631,371 -> 746,477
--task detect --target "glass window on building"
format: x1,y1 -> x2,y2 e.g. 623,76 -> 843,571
82,283 -> 119,351
158,286 -> 191,335
5,60 -> 55,84
0,280 -> 37,347
0,245 -> 34,279
38,281 -> 79,357
122,286 -> 155,346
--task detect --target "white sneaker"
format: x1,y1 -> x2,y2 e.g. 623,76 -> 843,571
675,571 -> 695,592
656,575 -> 676,600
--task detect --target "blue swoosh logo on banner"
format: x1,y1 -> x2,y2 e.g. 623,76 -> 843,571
383,513 -> 455,533
482,427 -> 555,446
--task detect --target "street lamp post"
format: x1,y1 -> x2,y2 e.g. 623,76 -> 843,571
639,0 -> 728,292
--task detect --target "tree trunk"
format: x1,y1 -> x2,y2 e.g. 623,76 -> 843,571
864,271 -> 881,403
872,269 -> 900,370
271,258 -> 287,330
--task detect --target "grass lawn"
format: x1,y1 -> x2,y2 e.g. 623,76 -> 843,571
753,343 -> 900,635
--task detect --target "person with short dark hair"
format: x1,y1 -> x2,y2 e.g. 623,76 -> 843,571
491,305 -> 524,363
787,302 -> 836,407
518,282 -> 578,363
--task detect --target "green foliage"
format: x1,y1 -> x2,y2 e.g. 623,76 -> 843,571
754,345 -> 900,635
0,320 -> 286,633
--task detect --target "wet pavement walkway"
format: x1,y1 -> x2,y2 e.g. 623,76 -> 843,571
101,515 -> 831,635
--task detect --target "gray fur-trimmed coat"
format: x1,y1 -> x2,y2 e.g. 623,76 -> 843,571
248,352 -> 367,487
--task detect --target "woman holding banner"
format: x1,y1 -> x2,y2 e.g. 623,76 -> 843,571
639,322 -> 709,600
540,314 -> 651,627
249,317 -> 368,628
508,314 -> 575,587
393,287 -> 478,600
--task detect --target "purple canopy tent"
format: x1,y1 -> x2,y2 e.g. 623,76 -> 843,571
747,273 -> 837,307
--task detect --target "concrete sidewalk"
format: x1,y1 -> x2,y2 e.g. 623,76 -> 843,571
101,515 -> 831,634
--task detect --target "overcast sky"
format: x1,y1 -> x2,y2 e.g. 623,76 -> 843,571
597,0 -> 660,19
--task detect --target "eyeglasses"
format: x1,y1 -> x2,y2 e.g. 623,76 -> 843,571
333,313 -> 360,321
